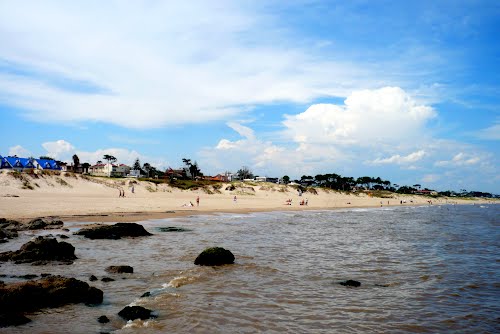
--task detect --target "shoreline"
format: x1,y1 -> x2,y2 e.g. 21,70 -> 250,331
12,200 -> 496,224
0,172 -> 496,224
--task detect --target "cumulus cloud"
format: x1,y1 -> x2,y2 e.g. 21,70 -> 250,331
41,140 -> 75,159
368,150 -> 426,165
38,140 -> 169,169
282,87 -> 436,146
8,145 -> 31,157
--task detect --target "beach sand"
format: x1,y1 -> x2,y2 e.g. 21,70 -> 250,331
0,171 -> 491,223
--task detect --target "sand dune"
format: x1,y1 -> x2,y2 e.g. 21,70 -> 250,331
0,171 -> 491,222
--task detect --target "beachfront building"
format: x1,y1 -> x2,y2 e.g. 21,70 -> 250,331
89,163 -> 130,177
0,156 -> 61,171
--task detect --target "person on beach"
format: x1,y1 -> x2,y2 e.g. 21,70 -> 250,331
196,196 -> 200,207
233,195 -> 237,203
131,185 -> 134,194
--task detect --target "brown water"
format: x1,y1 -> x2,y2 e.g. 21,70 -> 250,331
1,204 -> 499,333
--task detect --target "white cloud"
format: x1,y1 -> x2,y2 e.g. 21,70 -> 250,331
435,152 -> 482,167
8,145 -> 31,157
282,87 -> 436,146
39,140 -> 169,169
369,150 -> 426,165
41,140 -> 75,159
0,2 -> 442,129
475,122 -> 500,140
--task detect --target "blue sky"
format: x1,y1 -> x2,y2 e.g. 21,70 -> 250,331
0,1 -> 499,193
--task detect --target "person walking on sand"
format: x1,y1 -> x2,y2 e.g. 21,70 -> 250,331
196,196 -> 200,207
233,195 -> 237,203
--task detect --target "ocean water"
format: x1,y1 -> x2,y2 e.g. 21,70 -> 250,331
1,204 -> 499,333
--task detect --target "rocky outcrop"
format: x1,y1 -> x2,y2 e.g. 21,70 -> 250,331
118,306 -> 156,321
0,276 -> 103,327
0,236 -> 77,264
106,265 -> 133,274
339,280 -> 361,287
0,218 -> 63,234
194,247 -> 235,266
74,223 -> 152,239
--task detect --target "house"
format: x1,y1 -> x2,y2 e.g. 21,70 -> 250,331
34,158 -> 61,170
89,163 -> 130,177
165,168 -> 187,179
205,174 -> 229,182
0,156 -> 61,171
127,169 -> 141,178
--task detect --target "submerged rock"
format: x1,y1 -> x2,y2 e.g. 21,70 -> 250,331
0,236 -> 77,264
156,226 -> 191,232
140,291 -> 151,298
194,247 -> 235,266
106,265 -> 133,274
89,275 -> 98,282
101,277 -> 115,282
118,306 -> 156,321
74,223 -> 152,239
0,276 -> 103,320
0,313 -> 31,327
339,280 -> 361,287
98,315 -> 110,323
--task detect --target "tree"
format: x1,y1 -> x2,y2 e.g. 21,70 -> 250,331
143,163 -> 151,178
103,154 -> 117,164
282,175 -> 290,184
237,166 -> 253,180
72,154 -> 80,173
96,160 -> 103,164
189,161 -> 201,180
133,158 -> 141,171
39,155 -> 54,160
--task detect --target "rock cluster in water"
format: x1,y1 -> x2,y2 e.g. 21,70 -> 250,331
74,222 -> 152,239
0,276 -> 103,327
0,217 -> 64,243
118,306 -> 156,320
106,265 -> 134,273
0,236 -> 77,264
194,247 -> 235,266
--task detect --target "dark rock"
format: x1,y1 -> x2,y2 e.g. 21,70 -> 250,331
62,228 -> 70,232
46,220 -> 64,229
98,315 -> 110,323
106,265 -> 133,274
0,228 -> 18,239
339,280 -> 361,287
101,277 -> 115,282
194,247 -> 235,266
156,226 -> 191,232
0,276 -> 103,314
141,291 -> 151,298
0,236 -> 76,264
40,273 -> 51,277
25,218 -> 47,230
18,274 -> 37,280
89,275 -> 98,281
118,306 -> 156,321
74,223 -> 152,239
58,234 -> 69,239
0,239 -> 8,244
0,313 -> 31,327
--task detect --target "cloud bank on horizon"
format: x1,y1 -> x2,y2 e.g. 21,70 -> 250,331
0,1 -> 499,193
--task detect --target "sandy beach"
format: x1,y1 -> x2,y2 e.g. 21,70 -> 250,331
0,171 -> 493,223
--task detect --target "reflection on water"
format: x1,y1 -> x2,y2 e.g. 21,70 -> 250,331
1,204 -> 499,333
